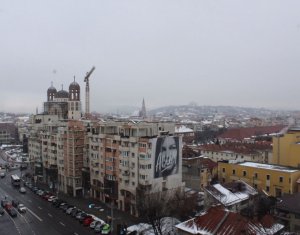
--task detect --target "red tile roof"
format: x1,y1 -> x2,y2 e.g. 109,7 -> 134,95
218,125 -> 286,141
199,142 -> 272,155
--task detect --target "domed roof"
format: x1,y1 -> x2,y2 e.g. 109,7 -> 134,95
47,82 -> 57,93
56,89 -> 69,98
69,81 -> 80,90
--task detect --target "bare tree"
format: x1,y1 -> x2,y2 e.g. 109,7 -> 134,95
136,186 -> 198,235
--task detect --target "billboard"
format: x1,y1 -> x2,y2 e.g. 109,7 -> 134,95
154,136 -> 179,178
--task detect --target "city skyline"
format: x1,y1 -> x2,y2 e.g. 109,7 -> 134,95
1,0 -> 300,113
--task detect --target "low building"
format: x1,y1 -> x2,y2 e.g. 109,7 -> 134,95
200,142 -> 273,164
0,122 -> 18,145
218,161 -> 300,197
182,156 -> 217,190
204,180 -> 258,212
275,192 -> 300,232
176,205 -> 284,235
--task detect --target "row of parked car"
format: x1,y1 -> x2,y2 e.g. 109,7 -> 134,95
24,181 -> 111,234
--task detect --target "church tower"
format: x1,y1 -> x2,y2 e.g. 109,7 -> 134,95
68,77 -> 81,120
139,98 -> 147,119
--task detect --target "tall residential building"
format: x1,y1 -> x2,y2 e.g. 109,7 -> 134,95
86,121 -> 184,216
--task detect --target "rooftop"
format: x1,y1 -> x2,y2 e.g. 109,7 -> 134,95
218,125 -> 286,141
205,181 -> 257,207
239,162 -> 299,173
176,205 -> 284,235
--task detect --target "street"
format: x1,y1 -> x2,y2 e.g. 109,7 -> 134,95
0,168 -> 98,235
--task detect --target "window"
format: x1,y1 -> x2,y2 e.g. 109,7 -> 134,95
266,186 -> 270,192
243,171 -> 247,177
266,175 -> 270,180
279,176 -> 283,183
254,184 -> 258,189
254,173 -> 258,179
222,168 -> 225,173
232,169 -> 236,175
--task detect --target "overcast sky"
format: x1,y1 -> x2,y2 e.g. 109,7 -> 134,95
1,0 -> 300,114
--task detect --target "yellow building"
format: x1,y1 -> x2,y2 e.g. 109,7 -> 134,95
218,161 -> 300,197
273,127 -> 300,168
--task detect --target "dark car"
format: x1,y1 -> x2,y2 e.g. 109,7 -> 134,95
76,212 -> 86,220
1,200 -> 9,208
0,207 -> 4,215
12,200 -> 19,208
7,208 -> 17,217
71,209 -> 81,217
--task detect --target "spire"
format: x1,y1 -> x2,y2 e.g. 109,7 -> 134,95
74,76 -> 75,82
61,84 -> 63,90
140,98 -> 147,118
51,81 -> 53,87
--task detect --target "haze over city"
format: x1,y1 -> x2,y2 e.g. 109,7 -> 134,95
1,0 -> 300,113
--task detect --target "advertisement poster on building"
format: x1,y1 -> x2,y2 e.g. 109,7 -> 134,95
154,136 -> 179,178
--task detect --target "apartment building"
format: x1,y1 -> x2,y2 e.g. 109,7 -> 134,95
86,120 -> 184,216
218,161 -> 300,197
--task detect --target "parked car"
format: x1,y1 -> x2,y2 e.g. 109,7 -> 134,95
90,218 -> 105,229
12,200 -> 19,208
76,212 -> 87,220
83,216 -> 94,226
0,172 -> 6,178
1,200 -> 9,208
63,205 -> 73,213
17,204 -> 26,213
0,207 -> 4,215
48,196 -> 57,202
19,187 -> 26,193
7,207 -> 17,217
100,224 -> 111,234
94,223 -> 105,233
66,207 -> 76,215
71,209 -> 81,217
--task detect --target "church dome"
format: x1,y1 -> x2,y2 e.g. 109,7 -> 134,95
56,89 -> 69,98
47,85 -> 57,94
69,81 -> 80,91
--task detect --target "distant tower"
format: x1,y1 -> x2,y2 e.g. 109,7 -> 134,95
139,98 -> 147,119
68,77 -> 81,120
47,81 -> 57,101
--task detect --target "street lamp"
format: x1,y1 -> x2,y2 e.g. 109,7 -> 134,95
100,187 -> 114,232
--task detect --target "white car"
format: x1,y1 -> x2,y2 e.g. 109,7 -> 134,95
19,187 -> 26,193
17,204 -> 26,213
48,196 -> 57,202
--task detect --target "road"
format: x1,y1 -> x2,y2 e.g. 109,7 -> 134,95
0,169 -> 97,235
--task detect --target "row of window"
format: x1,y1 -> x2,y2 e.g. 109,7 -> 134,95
223,168 -> 288,183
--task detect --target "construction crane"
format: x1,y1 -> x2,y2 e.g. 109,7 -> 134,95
84,66 -> 95,116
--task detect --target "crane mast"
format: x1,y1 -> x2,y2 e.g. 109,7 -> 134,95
84,66 -> 95,116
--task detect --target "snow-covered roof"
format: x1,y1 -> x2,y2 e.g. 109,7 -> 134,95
239,162 -> 299,173
175,125 -> 194,133
176,206 -> 284,235
206,182 -> 257,207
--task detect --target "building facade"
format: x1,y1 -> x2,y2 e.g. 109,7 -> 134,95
218,161 -> 300,197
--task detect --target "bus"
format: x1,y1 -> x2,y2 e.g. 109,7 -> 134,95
11,174 -> 21,187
